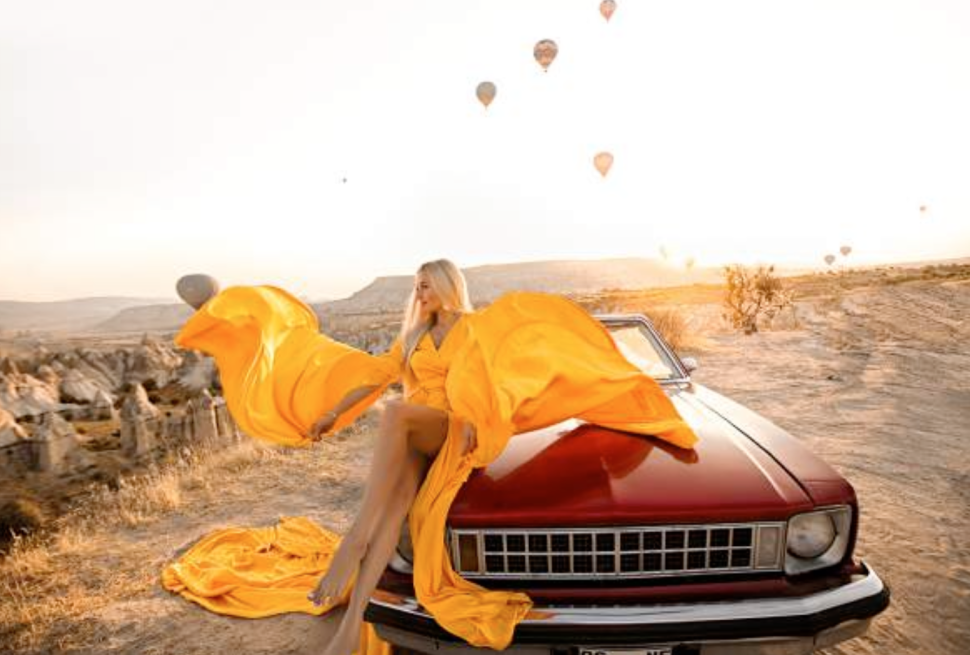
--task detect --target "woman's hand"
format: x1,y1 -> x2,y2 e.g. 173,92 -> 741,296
308,410 -> 338,442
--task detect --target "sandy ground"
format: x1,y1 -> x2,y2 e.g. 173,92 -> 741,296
2,272 -> 968,654
687,276 -> 970,655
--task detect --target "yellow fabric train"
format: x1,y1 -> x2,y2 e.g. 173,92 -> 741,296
162,285 -> 698,652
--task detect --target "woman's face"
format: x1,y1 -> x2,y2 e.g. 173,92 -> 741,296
415,272 -> 443,317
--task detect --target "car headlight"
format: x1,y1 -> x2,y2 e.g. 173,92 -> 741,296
785,506 -> 852,575
788,512 -> 836,558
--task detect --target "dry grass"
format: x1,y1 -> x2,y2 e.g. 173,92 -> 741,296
0,532 -> 155,652
0,437 -> 285,652
640,306 -> 690,351
60,439 -> 279,532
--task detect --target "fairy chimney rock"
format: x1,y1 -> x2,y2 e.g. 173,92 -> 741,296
121,383 -> 160,420
33,412 -> 79,473
92,389 -> 118,421
120,383 -> 160,457
185,390 -> 218,444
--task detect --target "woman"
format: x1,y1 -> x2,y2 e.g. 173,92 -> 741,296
166,258 -> 698,655
305,259 -> 479,655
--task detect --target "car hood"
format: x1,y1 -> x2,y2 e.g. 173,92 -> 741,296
448,386 -> 816,528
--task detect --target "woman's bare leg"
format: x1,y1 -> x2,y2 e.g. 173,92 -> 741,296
320,449 -> 427,655
309,400 -> 449,606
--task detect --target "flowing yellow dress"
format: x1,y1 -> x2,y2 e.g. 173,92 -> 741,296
161,285 -> 698,653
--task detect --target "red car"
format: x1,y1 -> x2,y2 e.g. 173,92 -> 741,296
365,314 -> 890,655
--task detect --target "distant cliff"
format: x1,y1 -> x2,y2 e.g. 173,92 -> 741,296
89,304 -> 194,334
0,297 -> 170,333
315,257 -> 722,315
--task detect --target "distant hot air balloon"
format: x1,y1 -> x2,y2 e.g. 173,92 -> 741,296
824,254 -> 836,266
476,81 -> 497,108
840,245 -> 852,257
685,256 -> 695,270
593,151 -> 614,177
533,39 -> 559,71
920,205 -> 928,214
176,274 -> 220,309
600,0 -> 617,21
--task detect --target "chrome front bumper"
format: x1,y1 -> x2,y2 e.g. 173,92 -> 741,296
364,562 -> 890,654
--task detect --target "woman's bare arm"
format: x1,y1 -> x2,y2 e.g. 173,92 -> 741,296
308,384 -> 381,441
333,384 -> 381,416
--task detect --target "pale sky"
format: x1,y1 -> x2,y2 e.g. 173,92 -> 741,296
1,0 -> 968,302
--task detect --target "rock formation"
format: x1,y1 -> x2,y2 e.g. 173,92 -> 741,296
91,388 -> 117,421
0,406 -> 28,447
32,412 -> 80,473
119,383 -> 160,457
175,350 -> 217,394
0,368 -> 60,418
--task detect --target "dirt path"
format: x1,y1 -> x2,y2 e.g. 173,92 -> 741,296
687,278 -> 970,655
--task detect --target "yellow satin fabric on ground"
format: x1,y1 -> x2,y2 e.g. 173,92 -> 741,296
161,516 -> 389,655
169,285 -> 698,651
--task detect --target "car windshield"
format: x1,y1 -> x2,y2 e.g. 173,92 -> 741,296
605,321 -> 680,381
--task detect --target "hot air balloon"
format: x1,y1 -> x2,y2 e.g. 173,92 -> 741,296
840,245 -> 852,257
600,0 -> 617,21
176,274 -> 220,309
476,81 -> 496,108
533,39 -> 558,71
920,205 -> 928,214
593,151 -> 614,177
824,254 -> 836,266
685,256 -> 695,270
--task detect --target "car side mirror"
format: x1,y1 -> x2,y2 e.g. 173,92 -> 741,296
681,357 -> 698,374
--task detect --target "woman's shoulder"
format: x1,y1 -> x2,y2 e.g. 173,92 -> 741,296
440,311 -> 473,349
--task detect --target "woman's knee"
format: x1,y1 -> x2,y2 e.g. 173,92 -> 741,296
379,398 -> 410,434
380,399 -> 449,455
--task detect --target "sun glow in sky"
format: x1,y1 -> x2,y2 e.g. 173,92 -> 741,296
1,0 -> 968,301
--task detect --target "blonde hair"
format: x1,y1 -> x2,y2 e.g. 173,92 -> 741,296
398,259 -> 473,367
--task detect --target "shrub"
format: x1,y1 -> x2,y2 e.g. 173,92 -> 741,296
722,264 -> 793,334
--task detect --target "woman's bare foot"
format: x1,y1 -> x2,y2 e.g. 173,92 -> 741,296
308,531 -> 368,608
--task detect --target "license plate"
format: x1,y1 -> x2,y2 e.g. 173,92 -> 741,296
577,648 -> 673,655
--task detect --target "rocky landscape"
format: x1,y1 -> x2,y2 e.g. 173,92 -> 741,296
0,333 -> 231,550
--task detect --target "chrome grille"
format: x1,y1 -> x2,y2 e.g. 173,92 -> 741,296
449,522 -> 786,580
